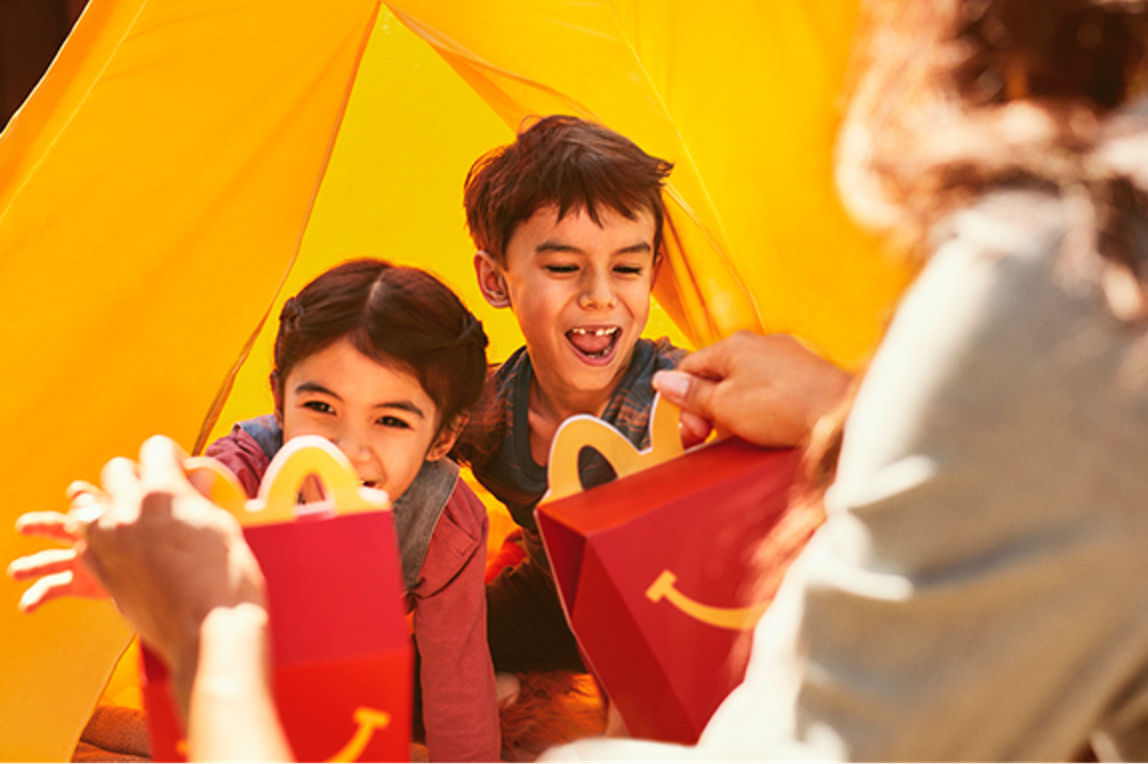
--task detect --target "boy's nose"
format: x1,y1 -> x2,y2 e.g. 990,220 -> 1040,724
579,271 -> 616,309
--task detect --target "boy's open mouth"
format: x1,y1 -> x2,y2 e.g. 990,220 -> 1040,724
566,325 -> 620,365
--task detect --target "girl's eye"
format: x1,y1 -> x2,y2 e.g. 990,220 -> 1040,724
544,264 -> 578,274
302,400 -> 334,414
377,415 -> 412,430
614,265 -> 644,276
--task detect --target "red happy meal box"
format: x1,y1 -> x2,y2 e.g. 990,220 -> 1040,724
141,436 -> 411,762
535,396 -> 802,745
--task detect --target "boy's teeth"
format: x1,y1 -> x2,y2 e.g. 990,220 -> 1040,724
570,327 -> 617,337
567,326 -> 619,357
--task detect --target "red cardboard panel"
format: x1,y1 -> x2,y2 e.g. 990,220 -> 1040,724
142,509 -> 411,761
247,512 -> 407,665
538,435 -> 800,744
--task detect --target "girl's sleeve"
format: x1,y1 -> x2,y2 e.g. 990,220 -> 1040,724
203,427 -> 269,499
411,481 -> 499,762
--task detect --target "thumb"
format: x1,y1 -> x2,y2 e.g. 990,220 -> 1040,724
652,370 -> 718,420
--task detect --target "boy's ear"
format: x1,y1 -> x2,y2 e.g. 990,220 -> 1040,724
474,250 -> 511,309
426,415 -> 466,462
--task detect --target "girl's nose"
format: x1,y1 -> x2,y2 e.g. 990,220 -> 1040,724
332,430 -> 372,466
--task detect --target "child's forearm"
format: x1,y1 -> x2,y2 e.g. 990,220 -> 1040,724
182,602 -> 292,762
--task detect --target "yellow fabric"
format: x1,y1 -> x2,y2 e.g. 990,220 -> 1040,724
387,0 -> 911,363
0,0 -> 908,758
208,7 -> 688,441
0,1 -> 380,757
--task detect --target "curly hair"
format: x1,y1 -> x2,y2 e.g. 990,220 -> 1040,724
837,0 -> 1148,317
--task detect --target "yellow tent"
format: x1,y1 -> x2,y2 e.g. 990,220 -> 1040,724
0,0 -> 909,758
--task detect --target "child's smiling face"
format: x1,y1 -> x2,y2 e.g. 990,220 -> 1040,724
483,204 -> 656,410
277,336 -> 454,503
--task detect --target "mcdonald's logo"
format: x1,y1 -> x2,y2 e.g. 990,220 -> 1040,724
645,570 -> 767,630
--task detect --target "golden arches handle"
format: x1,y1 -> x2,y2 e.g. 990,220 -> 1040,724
542,394 -> 684,503
184,455 -> 249,513
327,706 -> 391,763
183,436 -> 389,527
645,570 -> 767,631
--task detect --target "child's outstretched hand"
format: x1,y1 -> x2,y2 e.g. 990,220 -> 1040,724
7,481 -> 110,612
653,331 -> 851,448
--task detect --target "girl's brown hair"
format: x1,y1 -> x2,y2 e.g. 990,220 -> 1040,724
271,259 -> 488,434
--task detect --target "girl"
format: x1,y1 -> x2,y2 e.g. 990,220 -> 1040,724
204,259 -> 497,762
14,258 -> 499,762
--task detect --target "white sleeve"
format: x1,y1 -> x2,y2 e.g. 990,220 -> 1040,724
699,197 -> 1148,761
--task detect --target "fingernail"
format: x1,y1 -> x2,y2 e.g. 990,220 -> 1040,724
653,370 -> 689,401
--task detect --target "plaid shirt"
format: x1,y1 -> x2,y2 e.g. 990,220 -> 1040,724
455,337 -> 685,536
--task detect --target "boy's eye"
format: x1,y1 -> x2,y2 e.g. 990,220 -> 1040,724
377,415 -> 412,430
614,265 -> 645,276
544,264 -> 578,274
302,400 -> 334,414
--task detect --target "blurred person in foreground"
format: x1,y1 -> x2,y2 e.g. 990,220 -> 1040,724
557,0 -> 1148,759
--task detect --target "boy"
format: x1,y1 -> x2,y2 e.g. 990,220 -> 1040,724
457,115 -> 845,674
457,114 -> 681,673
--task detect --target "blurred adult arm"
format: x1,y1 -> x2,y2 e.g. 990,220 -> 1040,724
653,331 -> 851,448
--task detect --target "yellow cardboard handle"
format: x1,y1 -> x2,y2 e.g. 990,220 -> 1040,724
541,394 -> 683,504
185,435 -> 389,527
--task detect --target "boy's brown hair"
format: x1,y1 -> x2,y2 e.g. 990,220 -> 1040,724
464,115 -> 674,264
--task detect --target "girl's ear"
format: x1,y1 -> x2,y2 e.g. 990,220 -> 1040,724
426,414 -> 466,462
269,371 -> 284,425
474,250 -> 511,309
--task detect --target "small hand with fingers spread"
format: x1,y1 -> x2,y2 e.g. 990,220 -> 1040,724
8,481 -> 110,612
76,436 -> 267,674
18,435 -> 287,757
654,331 -> 851,448
7,437 -> 267,673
